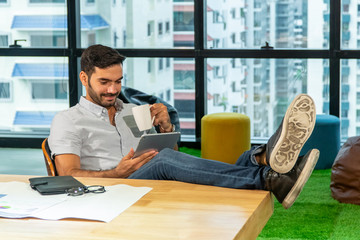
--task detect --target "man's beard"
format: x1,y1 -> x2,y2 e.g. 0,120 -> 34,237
88,80 -> 120,108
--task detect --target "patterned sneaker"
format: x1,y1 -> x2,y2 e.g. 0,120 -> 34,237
266,94 -> 316,173
265,149 -> 320,209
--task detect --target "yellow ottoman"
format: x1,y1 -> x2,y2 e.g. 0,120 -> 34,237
201,112 -> 250,164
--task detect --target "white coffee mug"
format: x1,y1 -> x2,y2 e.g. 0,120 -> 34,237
132,104 -> 154,131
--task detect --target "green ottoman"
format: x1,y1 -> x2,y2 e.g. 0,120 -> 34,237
300,114 -> 340,169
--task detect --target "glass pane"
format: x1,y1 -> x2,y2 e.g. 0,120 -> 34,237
80,0 -> 194,49
0,1 -> 67,48
0,57 -> 69,137
124,57 -> 196,141
341,0 -> 355,49
206,0 -> 328,49
341,59 -> 355,141
206,58 -> 328,142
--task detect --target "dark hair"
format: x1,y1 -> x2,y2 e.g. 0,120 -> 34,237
80,44 -> 126,78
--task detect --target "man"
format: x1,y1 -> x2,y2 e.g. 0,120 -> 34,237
49,44 -> 319,209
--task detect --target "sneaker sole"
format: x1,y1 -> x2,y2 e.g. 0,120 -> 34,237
282,149 -> 319,209
269,94 -> 316,173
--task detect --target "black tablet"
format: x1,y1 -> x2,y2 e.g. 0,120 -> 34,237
133,132 -> 180,158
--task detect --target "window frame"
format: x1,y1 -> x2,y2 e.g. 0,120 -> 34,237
0,0 -> 347,148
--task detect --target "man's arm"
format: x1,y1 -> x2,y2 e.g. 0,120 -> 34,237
150,103 -> 178,150
55,148 -> 158,178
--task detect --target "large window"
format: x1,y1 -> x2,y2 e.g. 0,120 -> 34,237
0,57 -> 68,137
1,2 -> 67,48
0,0 -> 355,147
206,58 -> 328,141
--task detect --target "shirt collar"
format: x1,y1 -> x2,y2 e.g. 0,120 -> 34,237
79,97 -> 124,116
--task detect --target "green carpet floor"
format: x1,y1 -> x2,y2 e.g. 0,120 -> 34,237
179,147 -> 360,240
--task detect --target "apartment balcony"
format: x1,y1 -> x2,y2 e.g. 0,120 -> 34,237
324,31 -> 329,40
342,14 -> 350,23
342,31 -> 350,41
276,25 -> 290,31
252,114 -> 262,124
294,40 -> 303,46
324,66 -> 329,76
342,65 -> 350,76
173,4 -> 194,32
323,14 -> 329,22
342,118 -> 349,128
253,96 -> 262,105
342,83 -> 350,94
174,24 -> 194,32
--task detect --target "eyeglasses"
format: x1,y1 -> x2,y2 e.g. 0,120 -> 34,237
66,185 -> 106,196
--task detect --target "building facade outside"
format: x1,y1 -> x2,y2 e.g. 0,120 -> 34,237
0,0 -> 357,143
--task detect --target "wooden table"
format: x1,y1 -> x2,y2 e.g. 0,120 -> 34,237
0,175 -> 273,240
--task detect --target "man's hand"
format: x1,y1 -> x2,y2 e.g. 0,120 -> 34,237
150,103 -> 173,132
113,148 -> 158,178
149,103 -> 178,151
55,149 -> 158,178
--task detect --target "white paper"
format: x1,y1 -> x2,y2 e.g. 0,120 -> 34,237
0,181 -> 152,222
0,182 -> 67,218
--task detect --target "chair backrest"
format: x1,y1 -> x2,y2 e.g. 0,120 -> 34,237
41,138 -> 57,176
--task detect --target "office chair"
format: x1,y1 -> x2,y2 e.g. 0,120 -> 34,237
41,138 -> 57,176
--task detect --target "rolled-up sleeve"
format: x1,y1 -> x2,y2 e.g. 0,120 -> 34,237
48,112 -> 82,157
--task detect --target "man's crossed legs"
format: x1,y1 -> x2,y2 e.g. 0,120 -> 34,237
129,94 -> 319,209
255,93 -> 319,208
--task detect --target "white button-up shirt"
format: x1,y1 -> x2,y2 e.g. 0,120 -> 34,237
48,97 -> 155,171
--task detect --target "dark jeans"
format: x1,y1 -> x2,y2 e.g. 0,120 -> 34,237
128,146 -> 270,190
